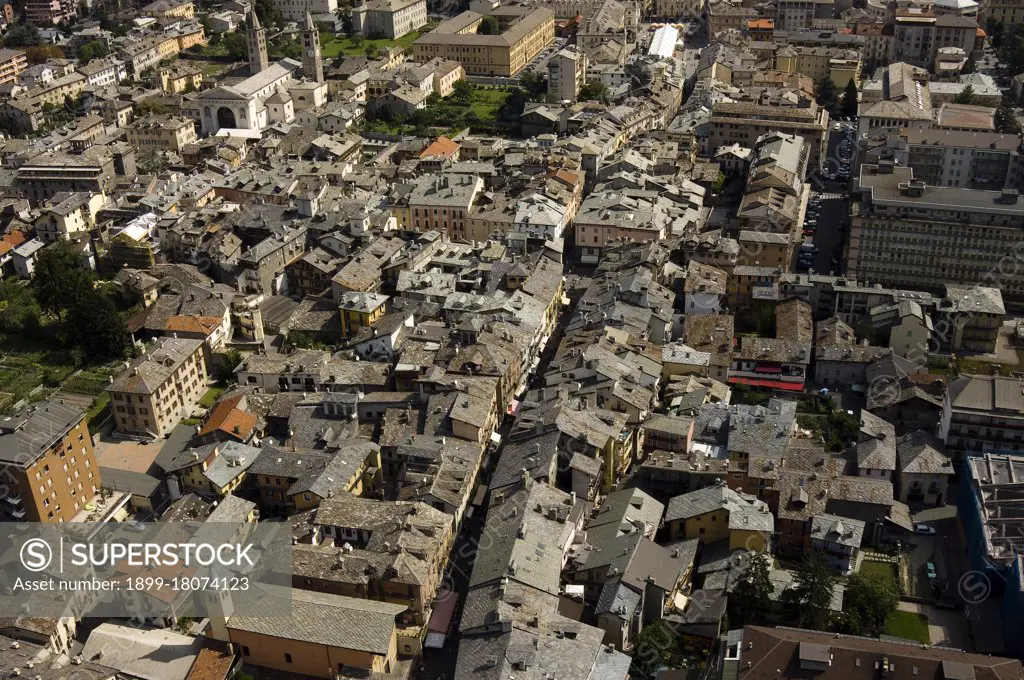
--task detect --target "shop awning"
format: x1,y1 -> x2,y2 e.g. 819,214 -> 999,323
727,377 -> 804,392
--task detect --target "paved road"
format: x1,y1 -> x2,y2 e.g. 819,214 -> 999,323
418,265 -> 584,680
803,195 -> 847,276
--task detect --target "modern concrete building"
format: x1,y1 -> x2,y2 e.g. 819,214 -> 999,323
941,374 -> 1024,464
0,48 -> 27,87
547,46 -> 588,103
0,399 -> 100,522
849,162 -> 1024,301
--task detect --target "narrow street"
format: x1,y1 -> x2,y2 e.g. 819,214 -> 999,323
417,261 -> 587,680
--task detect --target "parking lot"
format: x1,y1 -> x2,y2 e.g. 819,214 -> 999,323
797,193 -> 847,275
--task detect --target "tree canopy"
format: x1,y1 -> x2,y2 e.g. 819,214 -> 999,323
781,552 -> 836,631
32,241 -> 93,319
77,39 -> 108,63
477,15 -> 500,35
731,552 -> 774,627
954,84 -> 975,105
3,24 -> 41,48
842,568 -> 899,636
815,76 -> 839,116
841,79 -> 859,118
578,82 -> 607,102
224,32 -> 249,60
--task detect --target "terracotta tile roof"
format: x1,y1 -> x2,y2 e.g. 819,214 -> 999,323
748,18 -> 774,28
185,644 -> 234,680
553,168 -> 581,186
3,230 -> 28,248
165,315 -> 222,335
199,393 -> 257,440
420,135 -> 460,159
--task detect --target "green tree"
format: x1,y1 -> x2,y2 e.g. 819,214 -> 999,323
842,568 -> 899,636
477,15 -> 500,34
337,5 -> 353,35
996,102 -> 1022,134
630,621 -> 683,680
77,39 -> 108,62
782,552 -> 835,631
66,289 -> 131,359
224,31 -> 248,60
212,349 -> 243,382
32,240 -> 93,320
731,552 -> 773,627
962,54 -> 977,74
3,23 -> 41,47
815,76 -> 839,115
954,84 -> 976,105
364,43 -> 377,58
997,23 -> 1024,75
0,280 -> 41,336
452,79 -> 473,103
518,69 -> 546,99
350,32 -> 364,47
199,16 -> 214,37
25,44 -> 64,64
841,78 -> 859,118
578,82 -> 607,102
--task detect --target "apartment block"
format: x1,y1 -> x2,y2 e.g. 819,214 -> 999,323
411,7 -> 555,77
405,174 -> 484,238
893,128 -> 1024,191
24,0 -> 76,24
848,162 -> 1024,301
940,375 -> 1024,463
107,337 -> 209,438
0,48 -> 26,87
126,115 -> 198,152
708,100 -> 830,167
0,399 -> 100,523
548,46 -> 588,103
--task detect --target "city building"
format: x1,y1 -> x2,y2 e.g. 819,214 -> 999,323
107,337 -> 208,438
941,374 -> 1024,463
849,162 -> 1024,301
24,0 -> 76,24
411,7 -> 555,77
663,482 -> 773,550
140,0 -> 194,18
126,115 -> 198,152
213,585 -> 407,678
548,46 -> 588,103
351,0 -> 427,39
0,398 -> 100,522
0,48 -> 26,87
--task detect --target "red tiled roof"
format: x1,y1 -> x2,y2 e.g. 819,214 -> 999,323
186,644 -> 234,680
420,136 -> 460,159
199,393 -> 257,440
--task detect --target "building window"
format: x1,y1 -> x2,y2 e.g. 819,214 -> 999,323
284,654 -> 292,664
242,646 -> 250,656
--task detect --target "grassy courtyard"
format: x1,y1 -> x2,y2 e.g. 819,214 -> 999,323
363,84 -> 514,135
884,610 -> 930,644
859,560 -> 898,584
320,29 -> 425,58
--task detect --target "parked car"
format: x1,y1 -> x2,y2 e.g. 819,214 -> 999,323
914,523 -> 936,535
